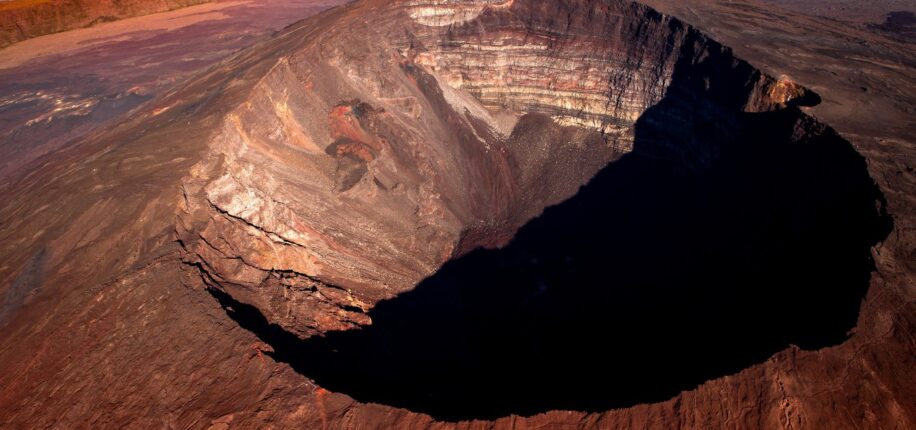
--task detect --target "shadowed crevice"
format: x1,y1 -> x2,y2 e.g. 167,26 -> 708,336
206,101 -> 891,420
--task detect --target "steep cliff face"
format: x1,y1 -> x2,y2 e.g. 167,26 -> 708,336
0,0 -> 212,48
174,0 -> 818,337
0,0 -> 905,428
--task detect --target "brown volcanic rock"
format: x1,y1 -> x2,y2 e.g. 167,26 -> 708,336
175,0 -> 815,337
0,0 -> 911,428
0,0 -> 213,48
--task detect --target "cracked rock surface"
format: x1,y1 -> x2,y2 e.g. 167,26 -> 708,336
0,0 -> 913,428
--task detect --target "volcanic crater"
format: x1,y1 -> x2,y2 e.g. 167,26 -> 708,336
172,0 -> 891,421
0,0 -> 900,427
212,100 -> 891,422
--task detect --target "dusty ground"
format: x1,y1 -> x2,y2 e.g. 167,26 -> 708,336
0,0 -> 347,181
760,0 -> 915,24
0,0 -> 213,48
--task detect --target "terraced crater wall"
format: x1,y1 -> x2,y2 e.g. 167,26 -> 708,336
173,0 -> 822,338
0,0 -> 896,427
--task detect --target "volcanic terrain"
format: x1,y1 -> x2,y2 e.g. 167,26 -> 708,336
0,0 -> 913,428
0,0 -> 214,48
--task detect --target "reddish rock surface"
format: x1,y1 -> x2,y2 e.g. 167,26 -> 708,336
174,0 -> 820,338
0,0 -> 215,48
0,0 -> 913,428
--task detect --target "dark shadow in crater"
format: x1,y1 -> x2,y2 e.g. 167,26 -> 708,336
211,105 -> 891,421
208,48 -> 892,420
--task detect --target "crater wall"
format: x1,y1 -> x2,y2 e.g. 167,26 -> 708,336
0,0 -> 901,428
174,0 -> 821,337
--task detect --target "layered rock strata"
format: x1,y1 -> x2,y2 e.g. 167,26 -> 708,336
0,0 -> 905,428
175,0 -> 817,336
